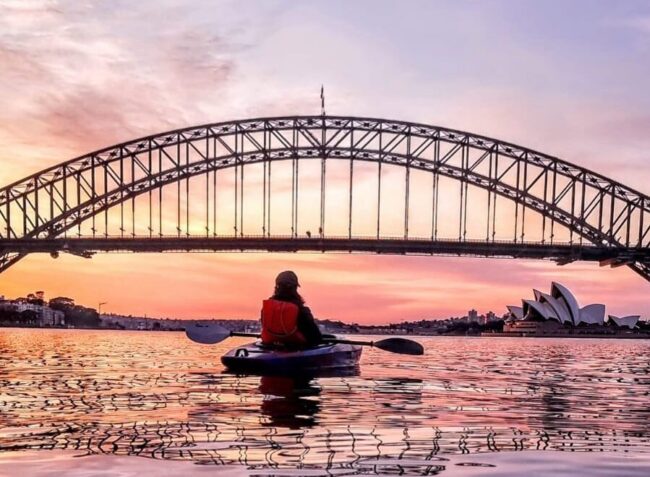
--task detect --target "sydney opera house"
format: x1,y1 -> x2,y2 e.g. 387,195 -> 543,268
504,282 -> 641,336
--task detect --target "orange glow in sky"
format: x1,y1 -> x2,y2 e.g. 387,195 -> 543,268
1,1 -> 649,323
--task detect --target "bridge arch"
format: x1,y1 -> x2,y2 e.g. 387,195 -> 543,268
1,116 -> 648,279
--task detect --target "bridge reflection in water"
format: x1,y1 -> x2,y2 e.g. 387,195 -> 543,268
1,330 -> 650,475
0,116 -> 648,279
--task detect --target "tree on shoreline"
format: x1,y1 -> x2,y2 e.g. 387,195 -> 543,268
49,297 -> 75,311
49,296 -> 100,328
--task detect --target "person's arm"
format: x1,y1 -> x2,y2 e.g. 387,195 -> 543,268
297,305 -> 323,343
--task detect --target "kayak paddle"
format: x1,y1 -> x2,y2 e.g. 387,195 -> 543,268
186,322 -> 424,355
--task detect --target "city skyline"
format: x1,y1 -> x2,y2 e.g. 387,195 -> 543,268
1,0 -> 650,323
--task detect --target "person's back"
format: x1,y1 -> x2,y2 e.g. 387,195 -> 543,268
260,271 -> 323,349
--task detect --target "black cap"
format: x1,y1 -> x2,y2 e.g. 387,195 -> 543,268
275,270 -> 300,287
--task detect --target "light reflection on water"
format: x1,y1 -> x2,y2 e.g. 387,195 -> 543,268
1,329 -> 650,475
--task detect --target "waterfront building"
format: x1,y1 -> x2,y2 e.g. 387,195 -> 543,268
15,302 -> 65,326
502,282 -> 641,336
1,300 -> 65,326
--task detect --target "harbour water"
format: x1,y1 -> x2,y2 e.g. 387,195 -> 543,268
1,329 -> 650,476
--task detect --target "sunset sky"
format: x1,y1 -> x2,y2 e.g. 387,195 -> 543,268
1,0 -> 649,323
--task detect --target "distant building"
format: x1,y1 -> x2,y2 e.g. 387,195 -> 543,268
12,302 -> 65,326
504,282 -> 641,335
99,313 -> 258,332
468,309 -> 478,323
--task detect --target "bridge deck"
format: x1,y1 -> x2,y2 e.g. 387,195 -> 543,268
1,237 -> 647,264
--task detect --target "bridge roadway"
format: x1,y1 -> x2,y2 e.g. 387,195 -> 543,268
1,236 -> 647,266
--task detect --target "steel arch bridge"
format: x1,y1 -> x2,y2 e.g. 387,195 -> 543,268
1,115 -> 649,280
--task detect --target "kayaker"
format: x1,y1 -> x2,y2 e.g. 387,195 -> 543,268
261,271 -> 323,349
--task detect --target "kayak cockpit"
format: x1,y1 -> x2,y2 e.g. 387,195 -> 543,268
221,340 -> 362,375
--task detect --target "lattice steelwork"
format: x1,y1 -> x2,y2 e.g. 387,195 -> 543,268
0,116 -> 648,279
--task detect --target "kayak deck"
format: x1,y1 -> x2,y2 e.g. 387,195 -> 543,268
221,341 -> 362,375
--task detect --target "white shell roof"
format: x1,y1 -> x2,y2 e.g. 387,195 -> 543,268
523,299 -> 559,321
551,282 -> 581,325
607,315 -> 640,329
507,305 -> 524,320
579,304 -> 606,325
538,292 -> 572,324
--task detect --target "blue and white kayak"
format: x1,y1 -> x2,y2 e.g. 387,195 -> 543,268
221,341 -> 362,375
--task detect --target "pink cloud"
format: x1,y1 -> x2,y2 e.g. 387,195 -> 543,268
0,1 -> 649,325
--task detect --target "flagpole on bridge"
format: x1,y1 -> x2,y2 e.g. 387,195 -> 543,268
320,85 -> 325,116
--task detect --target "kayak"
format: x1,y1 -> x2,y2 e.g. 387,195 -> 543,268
221,341 -> 362,375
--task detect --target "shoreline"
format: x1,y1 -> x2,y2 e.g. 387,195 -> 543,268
481,331 -> 650,339
2,325 -> 650,339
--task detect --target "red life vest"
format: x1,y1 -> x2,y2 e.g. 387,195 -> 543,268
261,299 -> 307,347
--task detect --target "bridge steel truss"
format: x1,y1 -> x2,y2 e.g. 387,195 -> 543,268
0,115 -> 649,280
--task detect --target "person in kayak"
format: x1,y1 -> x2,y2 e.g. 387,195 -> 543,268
261,270 -> 323,349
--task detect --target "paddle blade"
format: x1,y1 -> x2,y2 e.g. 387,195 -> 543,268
185,322 -> 231,344
374,337 -> 424,355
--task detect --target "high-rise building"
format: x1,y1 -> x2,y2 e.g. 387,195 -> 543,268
468,309 -> 478,323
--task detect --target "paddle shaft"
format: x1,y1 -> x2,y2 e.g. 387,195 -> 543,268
230,331 -> 376,347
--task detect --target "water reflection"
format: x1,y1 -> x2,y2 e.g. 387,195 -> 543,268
1,330 -> 650,475
259,375 -> 321,429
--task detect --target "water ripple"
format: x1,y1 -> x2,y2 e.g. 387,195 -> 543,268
1,329 -> 650,475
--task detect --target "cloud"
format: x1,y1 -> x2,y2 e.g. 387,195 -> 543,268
0,1 -> 649,324
0,0 -> 246,183
612,15 -> 650,36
